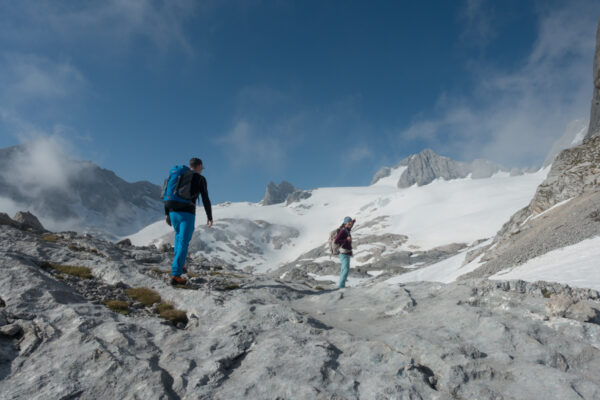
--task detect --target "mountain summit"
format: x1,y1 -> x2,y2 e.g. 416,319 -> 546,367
371,149 -> 507,187
0,144 -> 163,239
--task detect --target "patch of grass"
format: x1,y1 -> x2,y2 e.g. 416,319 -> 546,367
156,302 -> 174,314
68,244 -> 85,252
41,234 -> 61,243
159,309 -> 188,325
125,287 -> 161,306
541,288 -> 553,299
315,286 -> 325,291
42,262 -> 93,279
173,284 -> 196,290
104,300 -> 130,315
220,283 -> 240,291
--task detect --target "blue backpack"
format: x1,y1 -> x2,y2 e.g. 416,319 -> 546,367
161,165 -> 196,204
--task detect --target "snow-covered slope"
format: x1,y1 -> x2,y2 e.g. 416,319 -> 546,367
130,169 -> 549,273
490,236 -> 600,291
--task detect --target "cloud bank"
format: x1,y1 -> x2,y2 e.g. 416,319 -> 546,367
398,0 -> 599,167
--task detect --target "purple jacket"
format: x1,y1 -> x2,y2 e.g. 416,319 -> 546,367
334,227 -> 352,255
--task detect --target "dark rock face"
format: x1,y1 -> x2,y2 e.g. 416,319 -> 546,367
586,18 -> 600,139
261,181 -> 311,205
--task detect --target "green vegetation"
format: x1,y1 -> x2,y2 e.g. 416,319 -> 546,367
156,302 -> 174,314
42,262 -> 93,279
125,287 -> 162,306
104,300 -> 131,315
220,283 -> 240,291
68,244 -> 85,252
41,234 -> 60,243
541,288 -> 553,299
159,309 -> 188,325
315,286 -> 325,291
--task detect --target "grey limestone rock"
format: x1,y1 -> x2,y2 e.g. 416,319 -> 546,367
2,223 -> 600,399
371,149 -> 507,187
0,324 -> 23,337
586,17 -> 600,139
13,211 -> 45,231
467,135 -> 600,278
261,180 -> 312,205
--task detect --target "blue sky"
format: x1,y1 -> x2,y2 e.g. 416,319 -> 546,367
0,0 -> 598,203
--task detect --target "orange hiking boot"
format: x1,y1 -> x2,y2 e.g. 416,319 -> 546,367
171,275 -> 187,286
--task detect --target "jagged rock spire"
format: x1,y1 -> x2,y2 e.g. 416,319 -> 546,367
586,17 -> 600,139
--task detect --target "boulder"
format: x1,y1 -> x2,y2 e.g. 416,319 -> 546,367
0,213 -> 19,228
13,211 -> 45,231
116,238 -> 132,247
0,323 -> 23,338
261,181 -> 302,205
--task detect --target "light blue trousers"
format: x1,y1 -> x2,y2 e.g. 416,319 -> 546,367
170,211 -> 195,276
338,253 -> 350,288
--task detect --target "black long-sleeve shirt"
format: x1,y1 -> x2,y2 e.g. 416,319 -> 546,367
164,173 -> 213,220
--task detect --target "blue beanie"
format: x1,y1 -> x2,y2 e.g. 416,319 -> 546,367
343,216 -> 353,224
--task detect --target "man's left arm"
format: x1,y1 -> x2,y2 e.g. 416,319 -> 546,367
198,176 -> 213,225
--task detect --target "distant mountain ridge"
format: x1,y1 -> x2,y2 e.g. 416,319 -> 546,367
0,144 -> 163,239
371,149 -> 508,187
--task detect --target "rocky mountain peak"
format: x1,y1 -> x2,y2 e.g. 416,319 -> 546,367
261,181 -> 311,206
371,148 -> 507,187
586,17 -> 600,139
0,143 -> 163,239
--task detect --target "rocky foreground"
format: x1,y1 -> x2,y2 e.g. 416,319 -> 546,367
1,216 -> 600,400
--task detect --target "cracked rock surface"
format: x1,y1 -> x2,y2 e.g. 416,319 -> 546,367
1,222 -> 600,399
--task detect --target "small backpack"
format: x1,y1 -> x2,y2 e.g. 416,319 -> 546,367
161,165 -> 196,203
328,227 -> 342,256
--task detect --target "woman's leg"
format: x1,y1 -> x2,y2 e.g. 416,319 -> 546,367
338,253 -> 350,288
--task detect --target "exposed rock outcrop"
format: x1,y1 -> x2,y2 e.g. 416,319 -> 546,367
261,180 -> 311,205
12,211 -> 45,232
371,149 -> 507,187
2,221 -> 600,399
586,17 -> 600,139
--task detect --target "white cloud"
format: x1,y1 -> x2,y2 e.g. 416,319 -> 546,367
218,120 -> 287,170
346,145 -> 374,164
399,0 -> 599,167
0,54 -> 85,108
0,0 -> 198,56
459,0 -> 496,47
2,135 -> 80,197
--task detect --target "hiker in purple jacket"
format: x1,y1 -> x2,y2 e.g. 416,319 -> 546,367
334,216 -> 355,288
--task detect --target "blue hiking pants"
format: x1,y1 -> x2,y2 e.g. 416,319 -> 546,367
170,211 -> 195,276
338,253 -> 350,288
